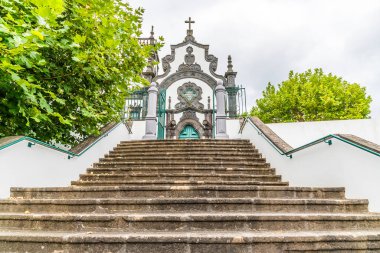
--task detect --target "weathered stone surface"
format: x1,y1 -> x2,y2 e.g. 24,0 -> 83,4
0,139 -> 379,252
1,230 -> 380,252
10,185 -> 345,199
0,198 -> 368,213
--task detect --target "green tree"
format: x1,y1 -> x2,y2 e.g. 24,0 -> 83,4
0,0 -> 161,144
251,69 -> 372,123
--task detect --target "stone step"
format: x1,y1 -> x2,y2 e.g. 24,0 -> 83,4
109,148 -> 259,153
78,173 -> 282,182
1,212 -> 380,233
10,185 -> 345,199
98,156 -> 265,162
93,161 -> 270,168
71,180 -> 288,187
86,167 -> 276,176
113,145 -> 255,150
2,230 -> 379,253
116,142 -> 254,147
106,152 -> 262,158
115,143 -> 255,149
0,198 -> 367,213
119,139 -> 251,144
113,147 -> 257,153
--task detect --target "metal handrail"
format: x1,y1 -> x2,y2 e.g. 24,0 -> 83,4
0,122 -> 122,159
245,118 -> 380,158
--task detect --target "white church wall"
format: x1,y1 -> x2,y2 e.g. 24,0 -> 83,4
268,119 -> 380,146
240,121 -> 380,212
227,119 -> 242,139
129,120 -> 146,140
0,122 -> 144,198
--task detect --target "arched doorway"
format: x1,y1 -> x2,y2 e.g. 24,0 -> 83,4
179,125 -> 200,139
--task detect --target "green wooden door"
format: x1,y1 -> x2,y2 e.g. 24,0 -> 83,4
179,125 -> 199,140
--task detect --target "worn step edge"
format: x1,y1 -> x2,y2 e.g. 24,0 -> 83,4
116,143 -> 254,147
0,198 -> 367,205
0,198 -> 367,213
1,231 -> 380,253
87,167 -> 275,172
0,230 -> 379,244
107,151 -> 260,155
1,213 -> 380,233
100,156 -> 263,161
79,173 -> 281,179
71,180 -> 288,186
94,162 -> 269,166
1,212 -> 380,222
10,185 -> 345,193
113,146 -> 256,149
119,139 -> 251,143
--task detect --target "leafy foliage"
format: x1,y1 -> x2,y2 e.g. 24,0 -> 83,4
251,69 -> 372,123
0,0 -> 161,144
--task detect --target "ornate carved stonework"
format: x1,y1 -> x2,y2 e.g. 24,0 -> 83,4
205,54 -> 218,72
180,110 -> 199,121
178,64 -> 202,72
162,55 -> 174,72
160,71 -> 217,90
185,47 -> 195,64
178,46 -> 202,72
175,82 -> 204,111
154,39 -> 226,87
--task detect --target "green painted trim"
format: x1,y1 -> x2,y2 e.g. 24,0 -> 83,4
212,88 -> 216,139
330,134 -> 380,157
0,137 -> 27,151
245,118 -> 380,158
157,89 -> 166,140
0,122 -> 122,159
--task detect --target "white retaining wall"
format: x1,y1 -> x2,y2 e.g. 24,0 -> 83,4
0,121 -> 146,198
240,119 -> 380,212
268,119 -> 380,147
227,119 -> 242,139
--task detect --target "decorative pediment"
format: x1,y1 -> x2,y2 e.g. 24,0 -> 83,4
175,82 -> 204,111
154,40 -> 226,87
178,46 -> 202,72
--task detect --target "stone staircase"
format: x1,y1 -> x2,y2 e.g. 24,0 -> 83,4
1,139 -> 380,252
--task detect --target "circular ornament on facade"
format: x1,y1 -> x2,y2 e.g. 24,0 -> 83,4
175,82 -> 204,111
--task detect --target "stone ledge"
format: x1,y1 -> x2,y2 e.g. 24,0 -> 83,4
69,122 -> 119,154
0,136 -> 25,148
248,117 -> 293,153
337,134 -> 380,154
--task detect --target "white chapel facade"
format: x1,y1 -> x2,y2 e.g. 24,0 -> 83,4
133,18 -> 241,140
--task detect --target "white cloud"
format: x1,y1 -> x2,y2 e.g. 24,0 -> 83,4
128,0 -> 380,118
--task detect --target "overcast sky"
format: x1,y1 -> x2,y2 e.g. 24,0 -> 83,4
128,0 -> 380,118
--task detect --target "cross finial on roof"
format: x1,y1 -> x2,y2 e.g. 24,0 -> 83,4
185,17 -> 195,30
150,26 -> 154,38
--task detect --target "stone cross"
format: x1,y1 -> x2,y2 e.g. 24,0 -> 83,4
185,17 -> 195,30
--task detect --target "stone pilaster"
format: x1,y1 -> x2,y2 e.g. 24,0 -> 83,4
215,81 -> 229,139
143,82 -> 159,140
